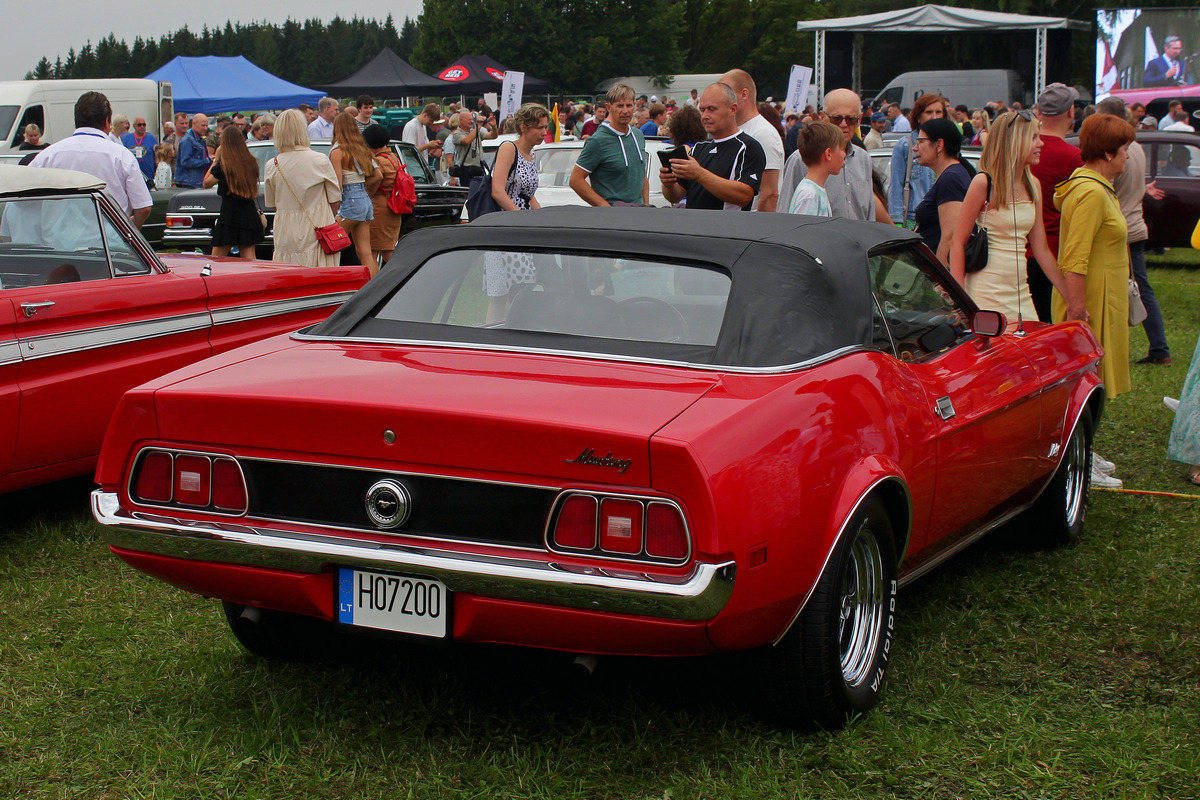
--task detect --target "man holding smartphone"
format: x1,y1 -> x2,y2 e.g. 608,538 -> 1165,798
659,83 -> 765,211
569,83 -> 649,206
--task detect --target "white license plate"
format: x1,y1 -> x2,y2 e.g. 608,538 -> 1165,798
337,569 -> 449,638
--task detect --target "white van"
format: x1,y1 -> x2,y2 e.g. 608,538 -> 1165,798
871,70 -> 1026,111
0,79 -> 172,151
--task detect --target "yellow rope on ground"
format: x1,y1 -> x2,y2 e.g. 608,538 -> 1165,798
1093,487 -> 1200,499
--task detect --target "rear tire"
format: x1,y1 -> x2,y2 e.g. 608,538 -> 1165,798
756,497 -> 898,730
1029,412 -> 1093,547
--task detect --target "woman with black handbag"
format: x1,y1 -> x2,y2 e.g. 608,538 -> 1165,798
913,118 -> 974,264
949,110 -> 1066,323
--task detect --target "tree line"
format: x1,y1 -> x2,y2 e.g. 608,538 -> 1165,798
27,0 -> 1106,100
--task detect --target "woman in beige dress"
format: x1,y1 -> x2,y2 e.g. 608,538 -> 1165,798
264,108 -> 342,268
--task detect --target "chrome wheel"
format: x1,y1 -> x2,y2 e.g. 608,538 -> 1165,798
839,525 -> 886,687
1062,423 -> 1088,527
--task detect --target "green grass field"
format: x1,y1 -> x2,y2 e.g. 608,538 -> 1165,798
1,269 -> 1198,799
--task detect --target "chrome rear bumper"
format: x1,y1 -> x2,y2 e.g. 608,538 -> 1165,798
92,491 -> 735,621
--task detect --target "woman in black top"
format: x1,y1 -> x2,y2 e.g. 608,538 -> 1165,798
913,118 -> 975,264
203,127 -> 265,260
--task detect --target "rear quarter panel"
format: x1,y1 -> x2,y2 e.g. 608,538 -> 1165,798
653,352 -> 937,650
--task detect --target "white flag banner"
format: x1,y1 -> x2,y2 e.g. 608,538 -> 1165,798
500,73 -> 525,120
784,65 -> 813,114
483,92 -> 498,110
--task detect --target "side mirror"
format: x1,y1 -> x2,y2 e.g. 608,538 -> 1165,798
972,310 -> 1007,337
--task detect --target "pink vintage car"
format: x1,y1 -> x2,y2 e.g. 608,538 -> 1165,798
0,165 -> 368,494
92,207 -> 1103,728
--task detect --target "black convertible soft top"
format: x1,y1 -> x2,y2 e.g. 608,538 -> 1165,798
311,207 -> 919,368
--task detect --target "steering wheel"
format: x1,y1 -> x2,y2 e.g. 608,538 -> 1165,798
616,296 -> 689,343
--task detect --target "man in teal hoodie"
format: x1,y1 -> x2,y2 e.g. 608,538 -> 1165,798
569,82 -> 649,206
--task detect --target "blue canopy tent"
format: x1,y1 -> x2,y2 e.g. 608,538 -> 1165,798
145,56 -> 322,113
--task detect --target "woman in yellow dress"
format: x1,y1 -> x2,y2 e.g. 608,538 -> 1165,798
1052,112 -> 1135,487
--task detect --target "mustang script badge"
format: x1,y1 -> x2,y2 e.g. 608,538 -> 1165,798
565,447 -> 632,473
365,479 -> 411,529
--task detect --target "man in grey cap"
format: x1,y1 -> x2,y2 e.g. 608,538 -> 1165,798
1028,82 -> 1083,322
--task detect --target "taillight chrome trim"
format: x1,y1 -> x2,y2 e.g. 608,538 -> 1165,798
126,447 -> 249,518
544,491 -> 692,565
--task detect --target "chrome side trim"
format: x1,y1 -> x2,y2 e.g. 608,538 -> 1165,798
896,504 -> 1031,586
0,340 -> 21,368
92,490 -> 736,621
771,475 -> 911,646
290,329 -> 865,375
17,312 -> 212,360
209,291 -> 356,326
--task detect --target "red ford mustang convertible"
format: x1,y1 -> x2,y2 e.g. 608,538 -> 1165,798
92,208 -> 1104,728
0,166 -> 368,494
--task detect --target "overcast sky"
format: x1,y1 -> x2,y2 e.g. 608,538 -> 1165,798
3,1 -> 425,81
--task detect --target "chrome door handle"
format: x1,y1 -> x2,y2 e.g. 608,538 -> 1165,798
935,396 -> 956,421
20,301 -> 55,318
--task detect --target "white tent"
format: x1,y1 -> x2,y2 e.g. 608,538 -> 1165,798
796,4 -> 1089,103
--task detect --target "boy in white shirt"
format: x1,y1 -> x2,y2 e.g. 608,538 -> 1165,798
789,120 -> 846,217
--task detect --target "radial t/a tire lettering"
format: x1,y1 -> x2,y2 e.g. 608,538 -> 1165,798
755,496 -> 899,730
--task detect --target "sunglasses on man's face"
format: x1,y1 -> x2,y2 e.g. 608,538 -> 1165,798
827,115 -> 860,126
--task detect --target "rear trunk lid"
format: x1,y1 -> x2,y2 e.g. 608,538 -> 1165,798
151,343 -> 722,487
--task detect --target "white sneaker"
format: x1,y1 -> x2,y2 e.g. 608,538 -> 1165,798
1090,466 -> 1123,489
1092,453 -> 1115,475
1164,396 -> 1180,413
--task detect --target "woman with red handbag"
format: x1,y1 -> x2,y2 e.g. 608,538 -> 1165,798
364,123 -> 403,270
264,109 -> 343,268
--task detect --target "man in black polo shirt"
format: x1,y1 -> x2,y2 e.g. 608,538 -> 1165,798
659,83 -> 765,211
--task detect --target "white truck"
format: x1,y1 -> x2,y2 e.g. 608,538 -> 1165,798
870,70 -> 1026,111
0,79 -> 172,151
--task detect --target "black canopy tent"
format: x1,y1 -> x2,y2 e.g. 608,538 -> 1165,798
433,55 -> 550,95
795,4 -> 1088,103
317,48 -> 458,98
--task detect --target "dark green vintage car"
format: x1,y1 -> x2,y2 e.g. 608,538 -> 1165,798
163,140 -> 467,255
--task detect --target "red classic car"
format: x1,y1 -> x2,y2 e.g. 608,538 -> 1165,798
92,208 -> 1104,728
0,165 -> 369,494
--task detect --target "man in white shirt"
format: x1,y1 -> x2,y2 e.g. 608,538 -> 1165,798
402,103 -> 445,160
306,97 -> 338,139
31,91 -> 152,227
721,68 -> 783,212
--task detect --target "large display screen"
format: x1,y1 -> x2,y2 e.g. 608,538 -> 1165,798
1098,8 -> 1200,105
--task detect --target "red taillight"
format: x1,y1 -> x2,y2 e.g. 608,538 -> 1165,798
134,452 -> 172,503
129,449 -> 246,515
549,493 -> 690,563
165,215 -> 193,228
552,495 -> 597,549
212,458 -> 247,511
600,498 -> 643,554
173,455 -> 211,506
645,502 -> 689,559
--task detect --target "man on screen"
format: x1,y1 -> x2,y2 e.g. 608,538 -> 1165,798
1145,35 -> 1190,87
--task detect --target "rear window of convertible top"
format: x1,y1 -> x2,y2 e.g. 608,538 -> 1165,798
370,249 -> 732,350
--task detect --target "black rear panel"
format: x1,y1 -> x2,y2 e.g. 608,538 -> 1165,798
242,460 -> 557,548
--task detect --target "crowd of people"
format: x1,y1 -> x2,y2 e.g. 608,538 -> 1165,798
18,79 -> 1200,489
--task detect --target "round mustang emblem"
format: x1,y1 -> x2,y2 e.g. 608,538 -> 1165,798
365,479 -> 410,529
